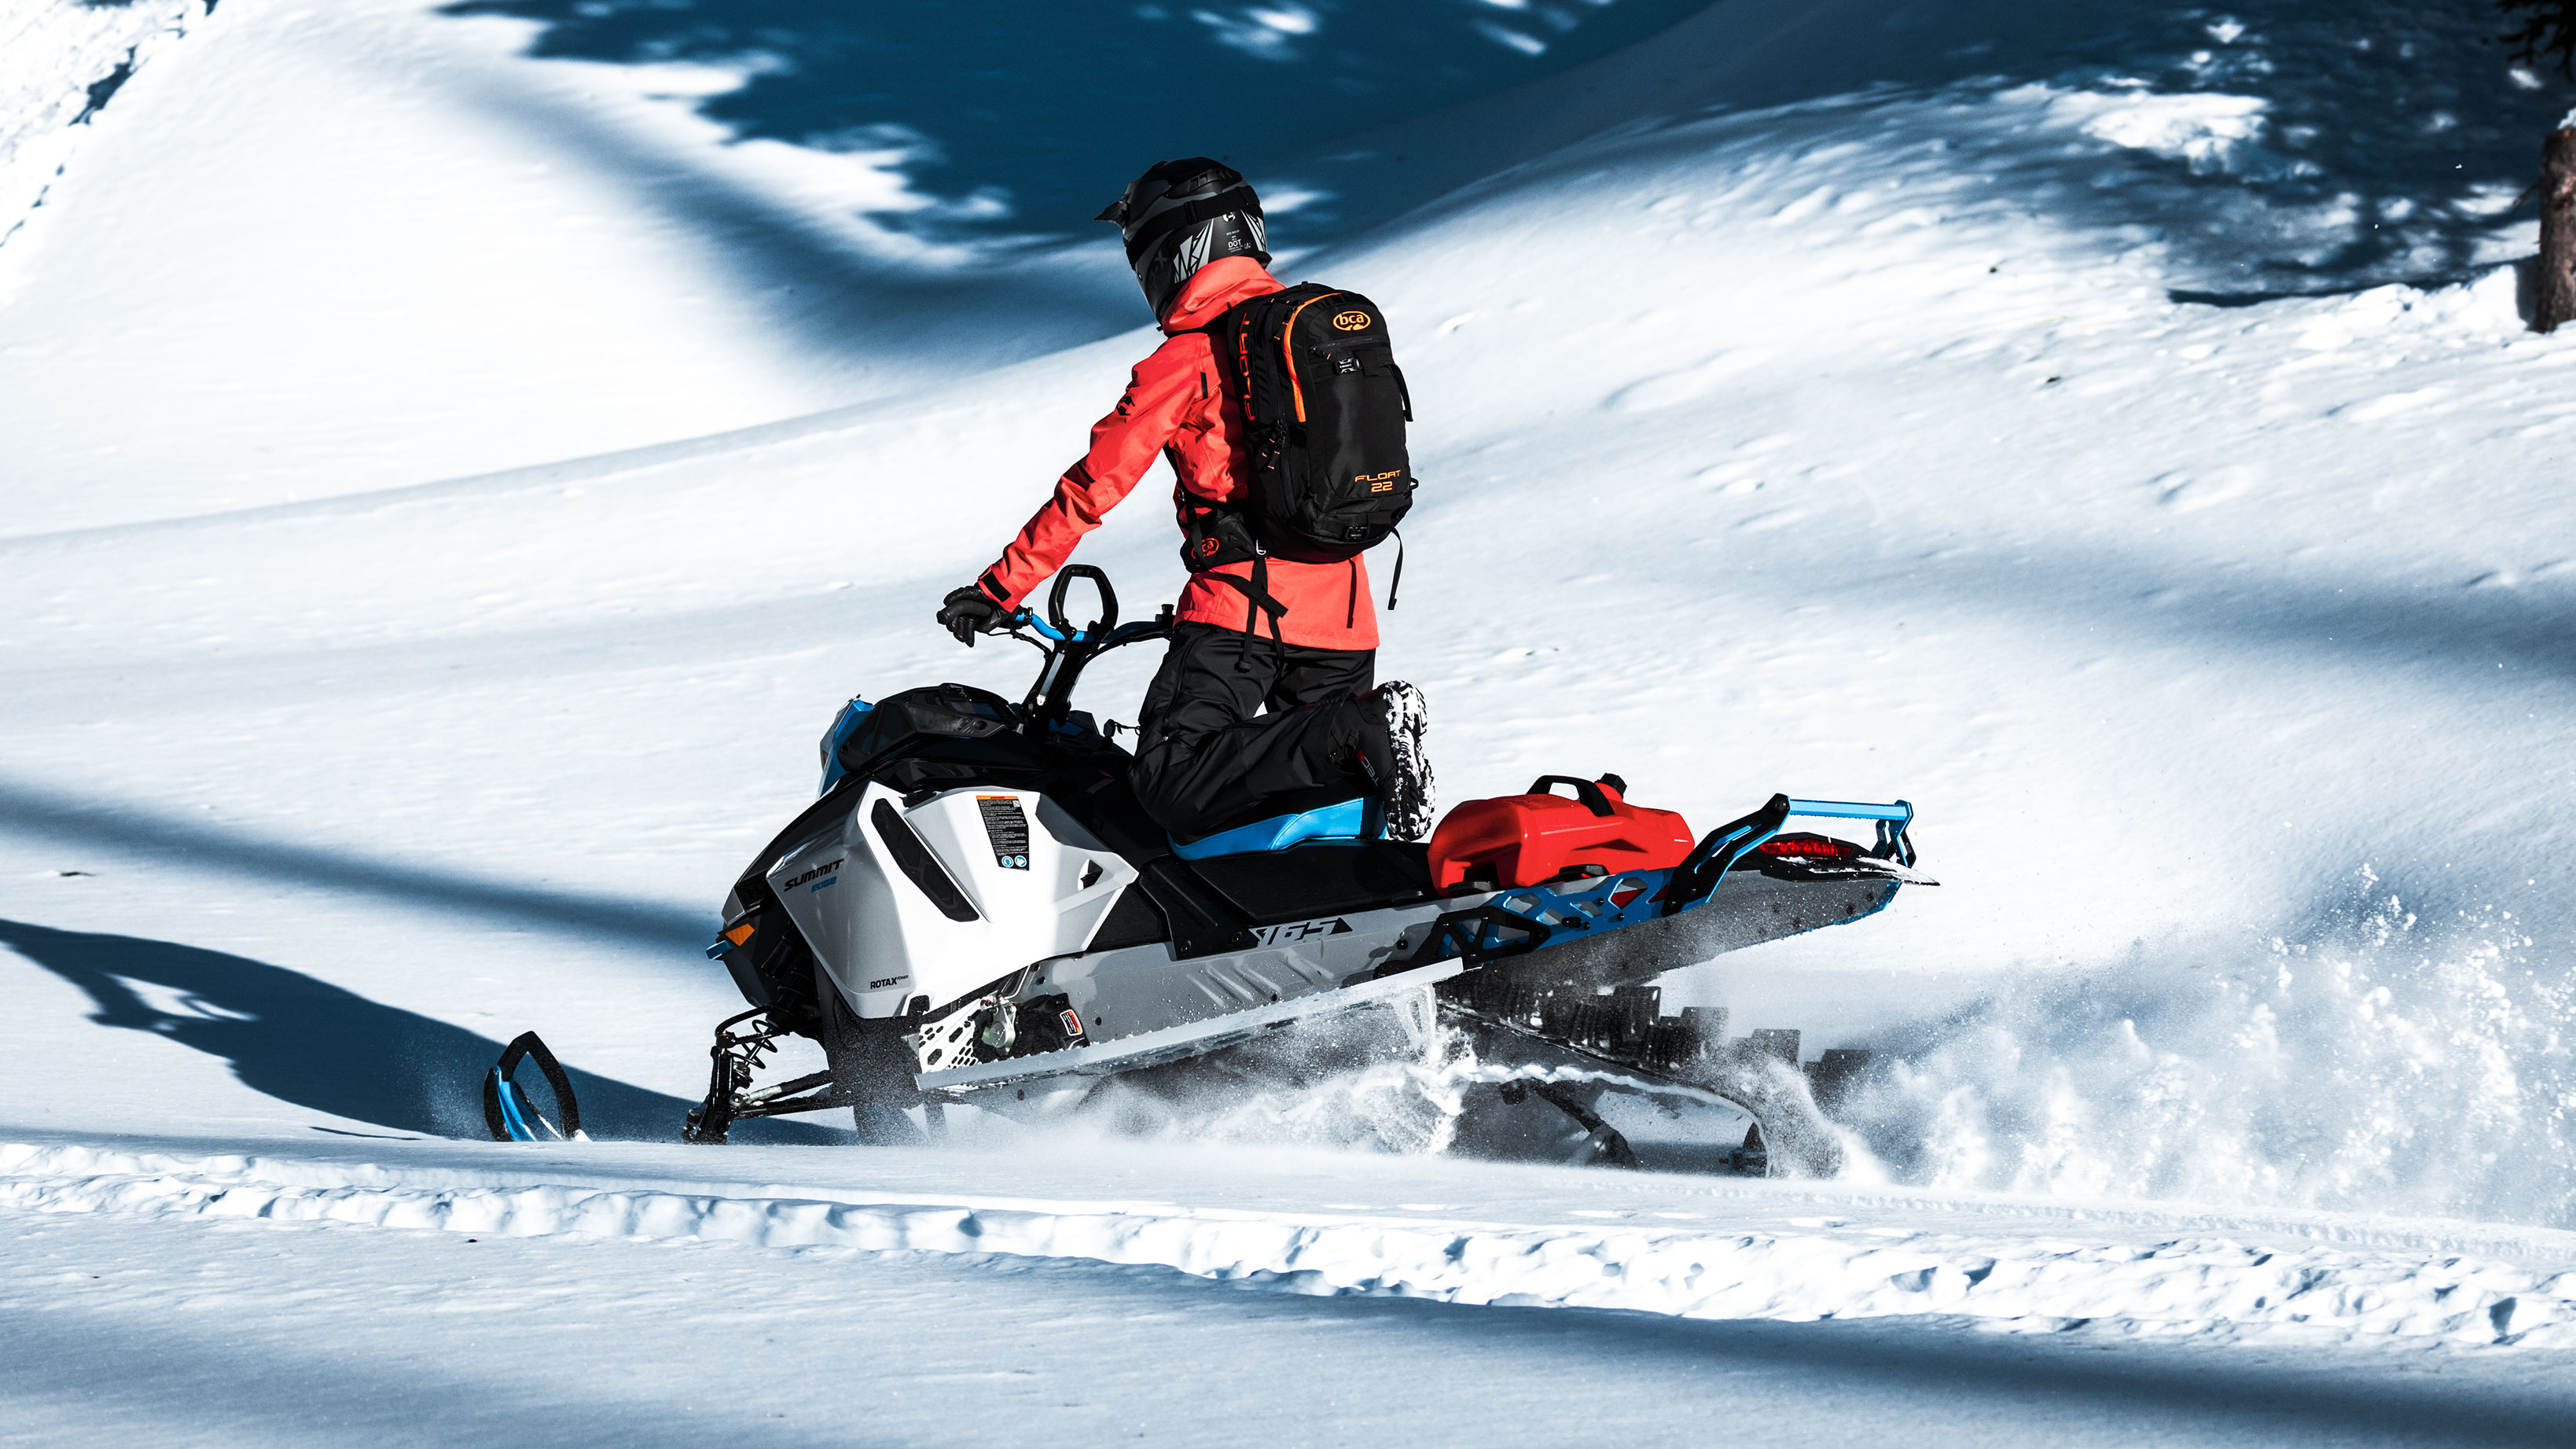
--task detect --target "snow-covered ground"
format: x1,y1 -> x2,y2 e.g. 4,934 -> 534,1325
7,0 -> 2576,1440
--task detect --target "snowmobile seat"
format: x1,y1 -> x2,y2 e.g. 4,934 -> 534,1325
1168,796 -> 1374,860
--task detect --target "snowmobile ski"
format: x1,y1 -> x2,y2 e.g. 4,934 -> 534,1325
482,1031 -> 582,1142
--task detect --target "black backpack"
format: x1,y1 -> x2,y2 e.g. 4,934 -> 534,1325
1180,283 -> 1415,641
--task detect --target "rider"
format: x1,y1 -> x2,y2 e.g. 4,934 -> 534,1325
934,157 -> 1432,844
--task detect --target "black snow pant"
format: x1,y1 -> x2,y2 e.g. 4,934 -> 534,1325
1127,622 -> 1376,841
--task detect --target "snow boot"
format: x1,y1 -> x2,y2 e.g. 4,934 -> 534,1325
1335,682 -> 1432,841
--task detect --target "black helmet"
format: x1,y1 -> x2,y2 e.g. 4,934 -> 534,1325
1096,157 -> 1268,321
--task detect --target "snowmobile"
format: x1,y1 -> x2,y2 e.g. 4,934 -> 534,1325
579,565 -> 1936,1172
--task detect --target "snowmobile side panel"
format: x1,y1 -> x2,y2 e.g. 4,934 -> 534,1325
1012,896 -> 1453,1053
918,967 -> 1460,1092
772,782 -> 1144,1022
770,811 -> 913,1020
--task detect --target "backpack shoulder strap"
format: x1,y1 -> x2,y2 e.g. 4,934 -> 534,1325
1203,284 -> 1338,424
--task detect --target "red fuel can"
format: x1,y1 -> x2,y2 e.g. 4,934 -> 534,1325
1428,775 -> 1696,892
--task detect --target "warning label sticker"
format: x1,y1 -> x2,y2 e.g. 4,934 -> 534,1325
976,794 -> 1031,870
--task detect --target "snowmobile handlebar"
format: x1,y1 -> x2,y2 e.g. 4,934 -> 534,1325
1007,565 -> 1166,649
1009,567 -> 1173,729
1007,609 -> 1170,651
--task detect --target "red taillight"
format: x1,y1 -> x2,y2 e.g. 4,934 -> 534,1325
1758,836 -> 1857,859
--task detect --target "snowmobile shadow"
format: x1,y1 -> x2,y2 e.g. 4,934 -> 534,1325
0,918 -> 837,1143
0,776 -> 704,954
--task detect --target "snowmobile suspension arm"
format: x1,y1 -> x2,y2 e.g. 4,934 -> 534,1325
685,1009 -> 845,1144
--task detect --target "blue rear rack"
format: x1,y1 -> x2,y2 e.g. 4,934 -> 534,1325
1406,793 -> 1915,970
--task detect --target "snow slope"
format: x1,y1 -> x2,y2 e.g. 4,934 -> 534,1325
16,1134 -> 2576,1344
17,1178 -> 2574,1449
6,0 -> 2576,1440
10,1134 -> 2576,1445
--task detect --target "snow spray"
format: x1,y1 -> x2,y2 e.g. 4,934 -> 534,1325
1839,869 -> 2576,1228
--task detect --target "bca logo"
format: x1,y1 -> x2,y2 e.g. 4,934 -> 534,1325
1198,538 -> 1219,557
1356,469 -> 1401,494
1253,916 -> 1351,946
1332,311 -> 1371,332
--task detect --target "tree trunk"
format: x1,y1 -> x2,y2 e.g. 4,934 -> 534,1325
2541,127 -> 2576,334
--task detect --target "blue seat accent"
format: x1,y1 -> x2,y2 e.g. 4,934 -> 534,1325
1170,796 -> 1374,860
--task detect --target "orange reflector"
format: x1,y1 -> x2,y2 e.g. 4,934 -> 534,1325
723,924 -> 755,946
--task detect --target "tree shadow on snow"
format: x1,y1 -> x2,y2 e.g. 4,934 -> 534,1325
437,0 -> 2576,306
433,0 -> 1718,243
0,775 -> 707,955
1482,0 -> 2574,300
1314,1287 -> 2576,1446
0,918 -> 840,1144
1883,546 -> 2576,687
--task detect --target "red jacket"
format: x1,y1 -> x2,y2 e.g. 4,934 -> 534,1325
974,256 -> 1379,652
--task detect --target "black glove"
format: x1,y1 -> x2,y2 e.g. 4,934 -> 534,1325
936,584 -> 1010,645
